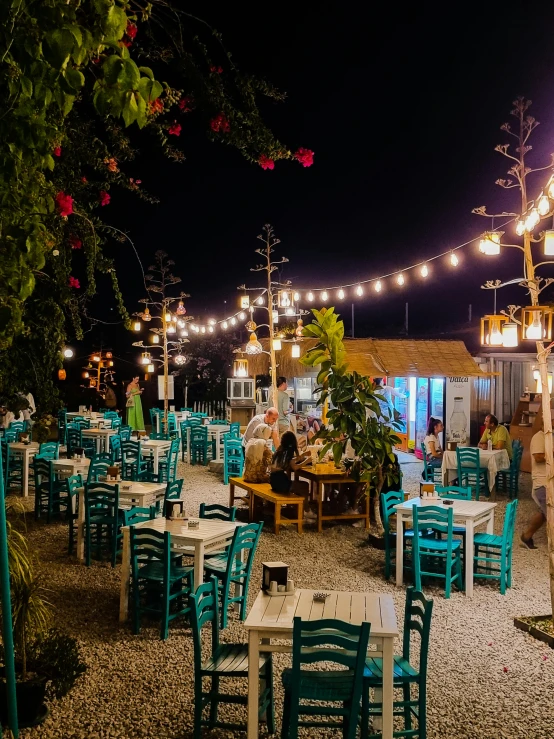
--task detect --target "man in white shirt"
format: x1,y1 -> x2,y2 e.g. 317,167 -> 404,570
521,427 -> 547,549
242,407 -> 279,450
277,377 -> 291,436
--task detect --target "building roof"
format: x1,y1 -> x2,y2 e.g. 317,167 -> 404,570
247,337 -> 484,378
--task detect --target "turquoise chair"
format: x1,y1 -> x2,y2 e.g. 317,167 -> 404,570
163,478 -> 183,516
72,418 -> 91,430
9,421 -> 27,436
190,426 -> 215,466
180,407 -> 192,413
123,505 -> 157,526
223,437 -> 243,484
191,412 -> 207,419
495,440 -> 523,499
33,456 -> 67,522
229,422 -> 241,438
66,474 -> 83,555
84,482 -> 123,567
381,490 -> 417,581
149,431 -> 170,440
87,453 -> 114,483
149,407 -> 161,432
199,503 -> 237,521
118,425 -> 133,442
282,617 -> 370,739
108,417 -> 122,431
204,522 -> 263,628
412,505 -> 463,599
361,588 -> 433,739
210,419 -> 228,425
2,430 -> 17,444
130,526 -> 193,640
189,576 -> 274,738
57,409 -> 68,444
456,447 -> 488,497
66,426 -> 82,457
39,441 -> 59,460
421,443 -> 442,484
1,440 -> 23,491
435,485 -> 473,544
181,418 -> 203,461
155,438 -> 180,483
103,411 -> 119,421
121,440 -> 149,481
109,434 -> 122,463
473,499 -> 518,594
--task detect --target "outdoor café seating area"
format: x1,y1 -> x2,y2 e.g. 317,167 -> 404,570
2,409 -> 554,739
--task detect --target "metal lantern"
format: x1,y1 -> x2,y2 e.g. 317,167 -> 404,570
277,290 -> 293,308
82,371 -> 89,379
480,315 -> 508,346
501,322 -> 519,348
478,231 -> 502,255
174,354 -> 187,366
141,352 -> 151,365
105,351 -> 113,359
245,332 -> 263,355
233,358 -> 249,377
533,368 -> 554,394
246,320 -> 257,332
58,369 -> 66,381
142,307 -> 152,321
522,306 -> 553,341
146,363 -> 155,373
544,230 -> 554,256
240,295 -> 250,309
272,338 -> 282,351
133,321 -> 141,332
291,343 -> 301,358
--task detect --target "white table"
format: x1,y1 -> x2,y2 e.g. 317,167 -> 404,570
8,442 -> 39,496
119,517 -> 243,621
185,424 -> 230,463
244,589 -> 397,739
81,428 -> 116,454
441,447 -> 510,492
394,496 -> 497,597
76,480 -> 167,563
153,410 -> 191,434
141,439 -> 171,474
51,457 -> 90,479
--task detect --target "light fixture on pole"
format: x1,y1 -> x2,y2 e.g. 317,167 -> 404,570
233,358 -> 249,377
478,231 -> 502,255
522,306 -> 553,341
501,322 -> 519,347
480,314 -> 508,346
534,368 -> 554,394
272,338 -> 282,351
245,331 -> 263,355
146,363 -> 155,373
133,321 -> 141,332
544,230 -> 554,256
291,342 -> 301,358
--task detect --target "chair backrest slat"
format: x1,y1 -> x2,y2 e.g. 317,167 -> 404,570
435,485 -> 472,501
199,503 -> 237,521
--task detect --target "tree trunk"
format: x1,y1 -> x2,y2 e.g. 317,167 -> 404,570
372,469 -> 384,533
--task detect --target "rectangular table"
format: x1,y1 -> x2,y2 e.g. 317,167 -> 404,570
51,457 -> 90,479
76,481 -> 167,564
394,496 -> 497,597
8,442 -> 39,496
441,448 -> 510,492
119,517 -> 243,621
185,424 -> 230,463
141,439 -> 171,474
295,466 -> 368,532
81,428 -> 117,454
244,589 -> 398,739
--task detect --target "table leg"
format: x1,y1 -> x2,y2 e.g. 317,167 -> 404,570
153,448 -> 159,476
229,481 -> 235,507
317,482 -> 323,533
77,490 -> 86,562
381,636 -> 394,739
22,451 -> 30,497
119,528 -> 131,622
186,428 -> 191,464
465,521 -> 474,597
396,512 -> 404,586
193,542 -> 204,590
486,511 -> 495,534
247,630 -> 260,739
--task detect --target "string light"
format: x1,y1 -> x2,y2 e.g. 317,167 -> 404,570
321,290 -> 328,301
167,325 -> 176,334
230,317 -> 237,325
397,273 -> 405,286
180,330 -> 188,337
515,220 -> 525,236
222,321 -> 228,329
238,312 -> 246,320
375,280 -> 382,293
208,326 -> 214,332
307,291 -> 314,302
256,296 -> 264,305
450,252 -> 459,267
538,194 -> 550,216
338,288 -> 345,299
421,264 -> 429,277
200,326 -> 206,333
356,285 -> 363,296
293,291 -> 300,301
177,319 -> 186,328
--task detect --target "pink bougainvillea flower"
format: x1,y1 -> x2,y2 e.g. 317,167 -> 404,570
294,147 -> 314,167
53,146 -> 62,157
104,157 -> 118,172
135,179 -> 142,185
55,192 -> 73,218
69,234 -> 82,250
69,276 -> 80,289
259,154 -> 275,171
126,22 -> 138,39
168,122 -> 182,136
210,65 -> 223,73
210,113 -> 230,133
80,176 -> 87,183
179,96 -> 194,112
99,190 -> 111,206
120,39 -> 132,48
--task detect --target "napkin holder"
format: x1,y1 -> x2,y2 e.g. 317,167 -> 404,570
166,500 -> 184,520
262,561 -> 289,592
19,432 -> 30,445
446,441 -> 458,451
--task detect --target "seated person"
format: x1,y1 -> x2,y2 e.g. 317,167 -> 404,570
424,417 -> 444,468
479,414 -> 513,459
243,424 -> 273,484
306,415 -> 325,442
270,431 -> 310,493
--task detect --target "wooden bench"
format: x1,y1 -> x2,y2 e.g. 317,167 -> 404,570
229,477 -> 304,535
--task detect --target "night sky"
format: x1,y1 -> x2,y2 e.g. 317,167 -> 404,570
88,4 -> 554,356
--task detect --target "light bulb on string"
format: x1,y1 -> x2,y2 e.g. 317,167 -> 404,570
421,264 -> 429,277
375,280 -> 382,293
307,292 -> 314,302
515,220 -> 525,236
538,194 -> 550,216
238,312 -> 246,320
356,284 -> 363,296
208,326 -> 214,333
172,315 -> 177,323
164,312 -> 171,322
256,296 -> 264,305
180,330 -> 188,338
549,181 -> 554,199
208,319 -> 216,325
293,291 -> 300,302
286,307 -> 295,316
231,317 -> 236,325
201,326 -> 206,333
222,321 -> 228,329
397,273 -> 405,286
338,288 -> 345,300
321,290 -> 328,301
450,252 -> 459,267
177,319 -> 185,328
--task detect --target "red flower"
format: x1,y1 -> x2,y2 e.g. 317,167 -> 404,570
149,98 -> 164,115
68,276 -> 80,289
168,122 -> 181,136
99,190 -> 111,206
294,148 -> 314,168
179,96 -> 194,112
69,234 -> 82,250
126,22 -> 138,39
53,146 -> 62,157
135,179 -> 142,185
81,176 -> 87,183
210,65 -> 223,73
55,192 -> 73,218
120,40 -> 132,48
259,155 -> 275,171
210,113 -> 230,133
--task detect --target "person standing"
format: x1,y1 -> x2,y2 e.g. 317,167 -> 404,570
521,425 -> 547,549
126,376 -> 145,433
277,376 -> 291,437
242,407 -> 279,450
478,414 -> 513,459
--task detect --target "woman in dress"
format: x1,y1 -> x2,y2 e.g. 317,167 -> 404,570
126,376 -> 145,433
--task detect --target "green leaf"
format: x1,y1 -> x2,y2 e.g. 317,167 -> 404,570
63,68 -> 85,92
122,92 -> 138,126
43,29 -> 75,70
139,66 -> 154,80
20,77 -> 32,97
103,5 -> 128,41
117,59 -> 141,90
102,55 -> 124,85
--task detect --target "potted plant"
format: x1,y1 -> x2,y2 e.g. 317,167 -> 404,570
0,502 -> 86,727
31,414 -> 56,445
300,308 -> 401,542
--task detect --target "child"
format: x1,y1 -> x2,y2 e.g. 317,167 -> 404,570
270,431 -> 310,493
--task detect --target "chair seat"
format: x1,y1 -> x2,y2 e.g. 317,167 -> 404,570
282,667 -> 355,701
204,554 -> 229,572
418,537 -> 461,552
473,532 -> 503,547
137,560 -> 193,582
363,655 -> 419,684
202,644 -> 269,675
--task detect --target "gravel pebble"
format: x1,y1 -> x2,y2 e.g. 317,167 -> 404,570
17,457 -> 554,738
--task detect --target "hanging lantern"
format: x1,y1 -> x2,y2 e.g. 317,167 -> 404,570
92,354 -> 101,362
108,360 -> 114,367
478,231 -> 501,255
544,230 -> 554,256
271,310 -> 279,324
501,322 -> 519,348
105,351 -> 112,359
141,352 -> 151,365
533,368 -> 554,394
278,290 -> 293,308
83,371 -> 89,379
176,301 -> 186,315
58,368 -> 66,381
246,320 -> 257,332
174,354 -> 187,366
167,324 -> 176,334
240,295 -> 250,309
146,363 -> 155,373
133,321 -> 141,332
480,315 -> 508,346
291,343 -> 301,358
296,319 -> 304,337
522,307 -> 553,341
538,194 -> 550,216
245,332 -> 263,355
142,307 -> 151,322
233,358 -> 249,377
272,338 -> 282,351
151,333 -> 160,344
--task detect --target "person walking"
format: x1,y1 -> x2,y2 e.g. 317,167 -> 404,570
126,376 -> 145,433
521,424 -> 547,549
277,376 -> 291,437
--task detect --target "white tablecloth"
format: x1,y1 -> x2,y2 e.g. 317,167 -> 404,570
441,448 -> 510,492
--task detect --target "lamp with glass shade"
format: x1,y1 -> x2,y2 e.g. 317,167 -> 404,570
480,315 -> 508,346
522,307 -> 553,341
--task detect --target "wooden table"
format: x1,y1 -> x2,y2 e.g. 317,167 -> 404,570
394,496 -> 497,597
441,448 -> 510,493
51,457 -> 90,479
295,466 -> 368,532
185,424 -> 230,463
244,588 -> 398,739
8,442 -> 39,496
141,439 -> 171,475
119,517 -> 243,621
76,481 -> 167,563
81,427 -> 117,454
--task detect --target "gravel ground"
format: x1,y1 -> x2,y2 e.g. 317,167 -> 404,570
17,457 -> 554,739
